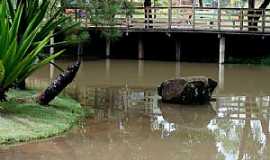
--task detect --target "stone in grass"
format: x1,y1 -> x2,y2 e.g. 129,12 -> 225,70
157,76 -> 217,105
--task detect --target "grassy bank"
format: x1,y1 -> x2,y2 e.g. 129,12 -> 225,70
0,89 -> 90,145
226,56 -> 270,65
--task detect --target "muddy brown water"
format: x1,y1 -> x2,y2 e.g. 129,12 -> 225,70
1,60 -> 270,160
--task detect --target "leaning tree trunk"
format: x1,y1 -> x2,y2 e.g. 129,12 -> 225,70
37,61 -> 81,105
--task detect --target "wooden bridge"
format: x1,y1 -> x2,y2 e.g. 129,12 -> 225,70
66,6 -> 270,63
69,7 -> 270,34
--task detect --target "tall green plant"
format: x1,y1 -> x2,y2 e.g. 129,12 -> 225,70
0,1 -> 63,101
6,0 -> 88,89
7,0 -> 80,45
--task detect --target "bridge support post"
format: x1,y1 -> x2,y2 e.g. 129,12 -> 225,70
106,39 -> 111,58
175,39 -> 181,61
138,36 -> 144,60
219,35 -> 225,64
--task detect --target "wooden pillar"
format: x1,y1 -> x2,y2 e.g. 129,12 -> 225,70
219,35 -> 225,64
144,0 -> 152,28
168,0 -> 172,30
138,36 -> 144,60
175,39 -> 181,61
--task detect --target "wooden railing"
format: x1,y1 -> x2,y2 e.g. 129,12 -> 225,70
67,7 -> 270,33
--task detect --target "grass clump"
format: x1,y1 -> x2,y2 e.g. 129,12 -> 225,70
0,89 -> 90,145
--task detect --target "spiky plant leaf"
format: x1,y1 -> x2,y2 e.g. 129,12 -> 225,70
0,61 -> 5,83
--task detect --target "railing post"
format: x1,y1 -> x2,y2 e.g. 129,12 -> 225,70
168,0 -> 172,31
192,7 -> 196,29
240,9 -> 244,31
262,9 -> 265,33
218,8 -> 221,31
125,7 -> 129,30
146,8 -> 150,28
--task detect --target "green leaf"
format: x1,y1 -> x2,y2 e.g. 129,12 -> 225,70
0,60 -> 5,83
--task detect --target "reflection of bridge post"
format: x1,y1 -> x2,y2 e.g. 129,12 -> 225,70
138,60 -> 144,82
106,39 -> 111,58
175,62 -> 181,78
49,63 -> 55,81
138,34 -> 144,59
219,34 -> 225,64
218,64 -> 224,90
50,34 -> 55,81
175,39 -> 181,61
105,59 -> 111,82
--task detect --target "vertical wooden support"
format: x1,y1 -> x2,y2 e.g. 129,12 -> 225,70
262,9 -> 265,33
144,0 -> 152,28
192,5 -> 196,29
138,35 -> 144,60
219,34 -> 225,64
240,9 -> 244,31
146,8 -> 149,28
168,0 -> 172,30
175,39 -> 181,61
218,8 -> 221,31
106,39 -> 111,58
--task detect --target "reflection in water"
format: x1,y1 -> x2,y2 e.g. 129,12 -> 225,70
209,96 -> 270,160
175,62 -> 181,78
28,59 -> 270,95
219,64 -> 224,90
1,60 -> 270,160
105,59 -> 111,81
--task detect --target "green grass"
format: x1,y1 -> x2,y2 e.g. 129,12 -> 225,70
225,56 -> 270,65
0,89 -> 91,145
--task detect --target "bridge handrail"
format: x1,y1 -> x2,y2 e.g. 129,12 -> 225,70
66,6 -> 270,33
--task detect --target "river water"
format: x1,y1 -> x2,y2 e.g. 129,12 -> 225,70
0,60 -> 270,160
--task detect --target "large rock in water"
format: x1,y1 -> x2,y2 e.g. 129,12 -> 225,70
158,76 -> 217,104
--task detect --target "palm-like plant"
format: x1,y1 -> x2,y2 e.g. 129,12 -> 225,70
0,1 -> 63,101
6,0 -> 87,90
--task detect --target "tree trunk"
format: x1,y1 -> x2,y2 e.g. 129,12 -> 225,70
37,61 -> 81,105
